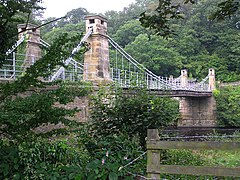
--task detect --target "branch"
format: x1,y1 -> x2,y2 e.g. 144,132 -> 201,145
24,12 -> 32,30
13,16 -> 67,37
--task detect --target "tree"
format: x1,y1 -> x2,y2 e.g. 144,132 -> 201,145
125,34 -> 184,76
209,0 -> 240,21
105,0 -> 155,36
214,33 -> 240,81
113,20 -> 148,47
0,33 -> 90,141
57,7 -> 89,27
43,22 -> 85,44
0,0 -> 91,141
214,86 -> 240,127
40,17 -> 58,35
104,10 -> 134,36
0,0 -> 43,66
90,87 -> 179,148
139,0 -> 184,37
139,0 -> 239,37
172,0 -> 240,81
0,3 -> 93,179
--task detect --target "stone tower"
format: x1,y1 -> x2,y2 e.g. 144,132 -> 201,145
17,24 -> 41,67
180,69 -> 188,88
208,68 -> 215,90
83,15 -> 111,83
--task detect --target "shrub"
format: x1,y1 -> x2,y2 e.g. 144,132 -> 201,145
79,129 -> 146,179
90,86 -> 179,148
214,86 -> 240,127
0,138 -> 87,179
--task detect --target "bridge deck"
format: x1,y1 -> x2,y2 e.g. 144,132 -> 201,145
123,88 -> 212,97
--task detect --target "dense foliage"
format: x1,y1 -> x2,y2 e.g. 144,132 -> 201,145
0,0 -> 239,179
139,0 -> 239,36
0,31 -> 92,140
0,2 -> 93,178
41,0 -> 240,82
90,87 -> 179,147
214,86 -> 240,127
0,138 -> 87,179
0,0 -> 44,66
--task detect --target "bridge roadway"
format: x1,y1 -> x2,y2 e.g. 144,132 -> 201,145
0,76 -> 212,97
122,88 -> 212,97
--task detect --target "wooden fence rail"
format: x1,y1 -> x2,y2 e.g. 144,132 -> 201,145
147,129 -> 240,179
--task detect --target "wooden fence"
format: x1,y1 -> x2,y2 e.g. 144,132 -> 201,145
147,129 -> 240,179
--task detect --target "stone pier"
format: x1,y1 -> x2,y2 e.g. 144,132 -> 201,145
178,96 -> 216,127
178,68 -> 217,127
83,15 -> 111,83
17,24 -> 41,67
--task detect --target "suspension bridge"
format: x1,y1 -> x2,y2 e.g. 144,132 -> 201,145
0,15 -> 217,127
0,16 -> 215,96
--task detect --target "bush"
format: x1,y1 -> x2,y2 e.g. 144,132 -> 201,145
214,86 -> 240,127
0,137 -> 87,179
90,86 -> 179,148
159,149 -> 223,180
77,123 -> 146,179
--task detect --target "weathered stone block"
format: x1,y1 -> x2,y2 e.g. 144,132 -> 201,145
179,96 -> 216,127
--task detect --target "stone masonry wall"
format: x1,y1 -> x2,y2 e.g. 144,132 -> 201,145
179,96 -> 216,127
11,87 -> 91,133
84,35 -> 111,82
55,96 -> 89,122
34,95 -> 90,133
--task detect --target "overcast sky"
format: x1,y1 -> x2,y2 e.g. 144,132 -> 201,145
42,0 -> 136,18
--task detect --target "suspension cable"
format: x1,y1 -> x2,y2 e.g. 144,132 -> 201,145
50,27 -> 93,81
108,37 -> 176,89
6,35 -> 26,55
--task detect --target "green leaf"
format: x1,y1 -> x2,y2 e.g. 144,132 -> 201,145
14,164 -> 19,170
74,174 -> 84,180
3,164 -> 9,176
69,173 -> 76,179
109,172 -> 118,180
87,174 -> 96,180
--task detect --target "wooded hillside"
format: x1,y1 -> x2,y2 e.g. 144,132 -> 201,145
41,0 -> 240,82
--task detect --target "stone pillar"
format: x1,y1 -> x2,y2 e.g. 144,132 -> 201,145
169,75 -> 173,83
180,69 -> 188,88
179,96 -> 216,127
208,68 -> 215,91
83,15 -> 111,83
17,24 -> 41,68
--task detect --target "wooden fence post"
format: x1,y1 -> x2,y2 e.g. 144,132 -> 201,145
147,129 -> 161,179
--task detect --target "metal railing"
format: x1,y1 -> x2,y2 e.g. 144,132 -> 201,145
50,27 -> 93,81
0,53 -> 38,80
1,31 -> 211,92
108,36 -> 210,92
47,58 -> 84,82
